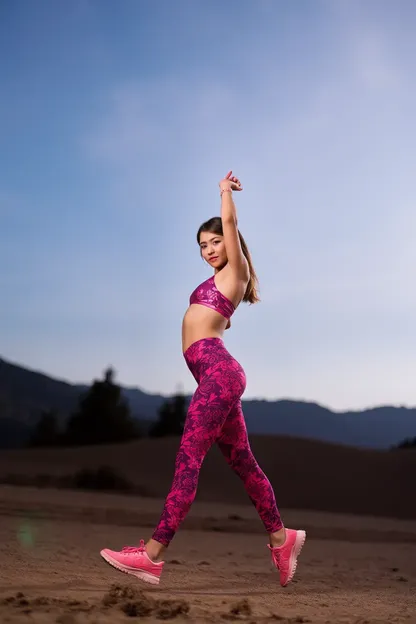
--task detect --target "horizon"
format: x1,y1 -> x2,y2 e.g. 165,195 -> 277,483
1,351 -> 414,414
2,0 -> 416,410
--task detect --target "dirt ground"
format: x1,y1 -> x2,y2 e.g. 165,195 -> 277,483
0,486 -> 415,623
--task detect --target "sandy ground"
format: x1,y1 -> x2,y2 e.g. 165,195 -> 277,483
0,486 -> 415,623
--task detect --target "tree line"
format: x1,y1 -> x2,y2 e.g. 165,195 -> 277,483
29,368 -> 187,448
28,367 -> 416,450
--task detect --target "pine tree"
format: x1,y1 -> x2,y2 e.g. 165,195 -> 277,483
395,436 -> 416,449
64,367 -> 139,445
29,409 -> 60,447
150,392 -> 187,437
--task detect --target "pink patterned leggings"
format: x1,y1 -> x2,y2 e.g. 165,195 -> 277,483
152,337 -> 283,546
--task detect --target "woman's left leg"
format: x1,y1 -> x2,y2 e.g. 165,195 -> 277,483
217,398 -> 306,587
217,399 -> 283,534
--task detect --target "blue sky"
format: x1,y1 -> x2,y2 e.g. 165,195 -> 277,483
1,0 -> 415,410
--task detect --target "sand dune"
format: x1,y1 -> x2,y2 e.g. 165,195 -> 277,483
0,434 -> 415,519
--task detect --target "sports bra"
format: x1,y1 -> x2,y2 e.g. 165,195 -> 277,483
189,275 -> 235,320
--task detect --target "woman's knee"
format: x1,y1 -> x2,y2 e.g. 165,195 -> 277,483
220,443 -> 255,469
179,434 -> 213,467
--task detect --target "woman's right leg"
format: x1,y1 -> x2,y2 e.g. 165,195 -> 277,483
149,362 -> 244,553
148,385 -> 219,552
99,369 -> 236,584
99,338 -> 247,583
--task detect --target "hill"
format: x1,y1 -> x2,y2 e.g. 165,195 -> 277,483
0,355 -> 415,449
0,434 -> 415,520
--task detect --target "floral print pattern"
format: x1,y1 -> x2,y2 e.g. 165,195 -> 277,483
152,338 -> 282,546
189,276 -> 235,320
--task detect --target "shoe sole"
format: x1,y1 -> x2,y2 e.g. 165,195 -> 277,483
100,550 -> 160,585
283,530 -> 306,587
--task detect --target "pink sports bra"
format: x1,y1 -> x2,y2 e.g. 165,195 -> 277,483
189,275 -> 235,320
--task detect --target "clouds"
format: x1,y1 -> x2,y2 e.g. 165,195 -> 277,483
1,0 -> 415,408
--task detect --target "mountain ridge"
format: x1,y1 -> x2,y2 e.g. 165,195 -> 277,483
0,355 -> 414,449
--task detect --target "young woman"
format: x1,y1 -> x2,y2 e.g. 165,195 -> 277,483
100,171 -> 306,587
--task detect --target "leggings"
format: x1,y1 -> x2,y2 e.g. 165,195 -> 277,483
152,337 -> 283,546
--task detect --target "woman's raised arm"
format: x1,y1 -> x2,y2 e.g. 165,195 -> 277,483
219,171 -> 248,279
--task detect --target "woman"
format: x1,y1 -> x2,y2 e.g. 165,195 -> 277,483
100,171 -> 306,587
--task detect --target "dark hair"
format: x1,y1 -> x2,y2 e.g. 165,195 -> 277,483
196,217 -> 260,304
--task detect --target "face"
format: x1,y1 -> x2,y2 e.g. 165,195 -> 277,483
198,231 -> 227,270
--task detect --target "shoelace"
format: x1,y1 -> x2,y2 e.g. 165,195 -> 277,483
121,539 -> 146,554
272,552 -> 281,568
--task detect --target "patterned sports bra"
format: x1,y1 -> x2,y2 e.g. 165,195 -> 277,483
189,275 -> 235,321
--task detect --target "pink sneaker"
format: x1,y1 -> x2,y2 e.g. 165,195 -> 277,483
268,528 -> 306,587
100,540 -> 164,585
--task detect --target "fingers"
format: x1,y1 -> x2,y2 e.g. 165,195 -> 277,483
222,171 -> 243,190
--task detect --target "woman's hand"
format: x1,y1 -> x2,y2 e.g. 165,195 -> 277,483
219,170 -> 243,193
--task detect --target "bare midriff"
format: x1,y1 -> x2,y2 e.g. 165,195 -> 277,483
182,305 -> 229,353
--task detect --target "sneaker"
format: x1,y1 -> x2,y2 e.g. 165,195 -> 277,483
100,539 -> 164,585
268,528 -> 306,587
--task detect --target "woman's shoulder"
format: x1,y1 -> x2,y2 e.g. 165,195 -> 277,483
216,263 -> 249,287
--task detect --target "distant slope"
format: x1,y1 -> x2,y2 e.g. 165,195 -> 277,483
0,435 -> 415,520
0,418 -> 31,449
0,355 -> 414,449
0,357 -> 83,421
241,400 -> 416,449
